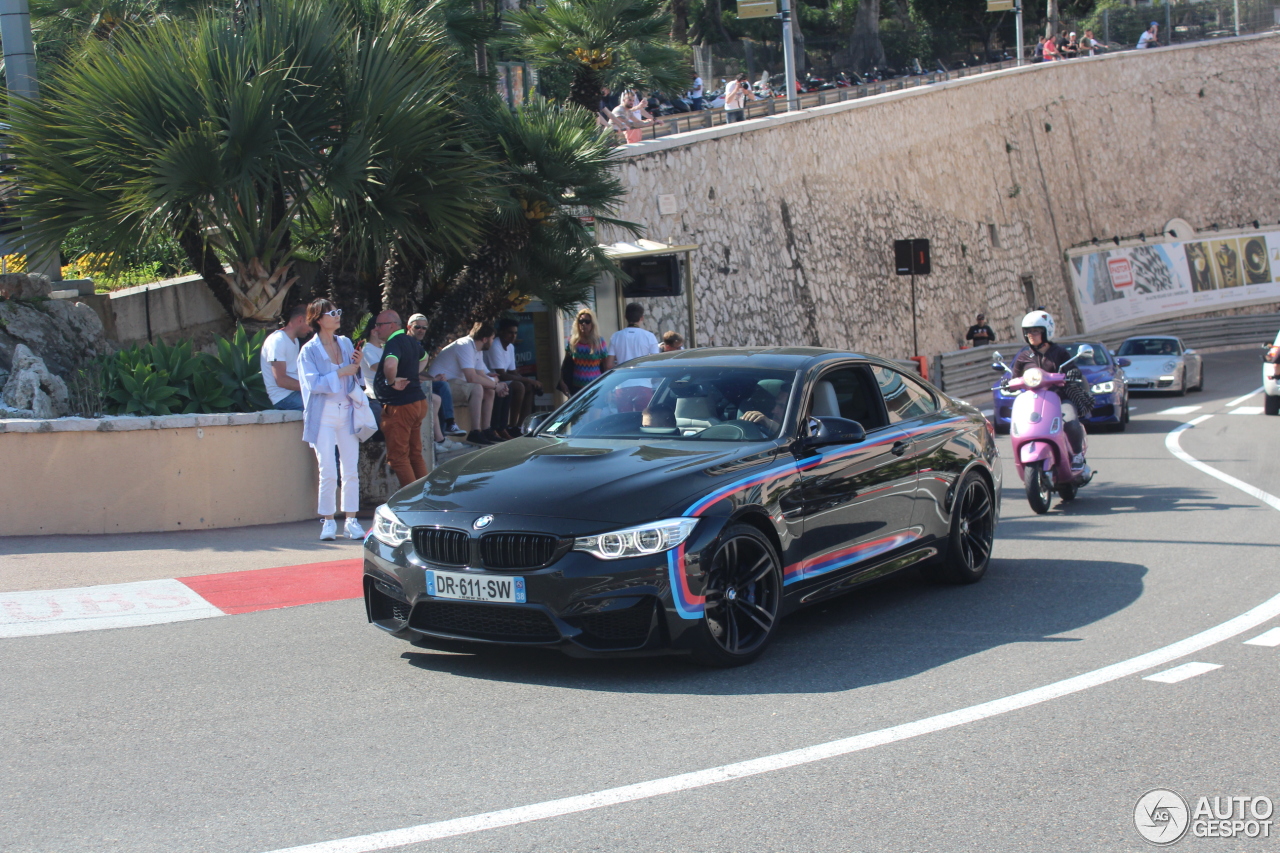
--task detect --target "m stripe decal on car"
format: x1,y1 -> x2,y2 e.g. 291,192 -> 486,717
668,418 -> 963,619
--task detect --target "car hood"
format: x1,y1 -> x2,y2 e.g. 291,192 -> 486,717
388,436 -> 783,524
1121,355 -> 1181,374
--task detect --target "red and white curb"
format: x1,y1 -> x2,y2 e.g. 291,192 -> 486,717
0,559 -> 364,639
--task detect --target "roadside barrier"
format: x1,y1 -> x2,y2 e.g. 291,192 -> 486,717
932,312 -> 1280,399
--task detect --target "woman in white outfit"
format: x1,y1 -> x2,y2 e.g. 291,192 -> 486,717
298,298 -> 365,540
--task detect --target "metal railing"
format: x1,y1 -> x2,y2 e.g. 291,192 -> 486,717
932,313 -> 1280,399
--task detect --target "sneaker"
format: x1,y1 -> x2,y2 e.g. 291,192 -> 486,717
344,517 -> 365,539
444,420 -> 467,436
435,438 -> 463,453
465,430 -> 493,446
484,428 -> 509,443
320,519 -> 337,540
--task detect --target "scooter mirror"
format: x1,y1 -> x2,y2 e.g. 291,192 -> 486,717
1075,344 -> 1094,361
992,351 -> 1003,363
991,363 -> 1006,373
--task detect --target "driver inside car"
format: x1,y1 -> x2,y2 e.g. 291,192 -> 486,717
739,385 -> 791,435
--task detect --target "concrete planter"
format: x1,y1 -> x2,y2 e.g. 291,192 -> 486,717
0,411 -> 405,536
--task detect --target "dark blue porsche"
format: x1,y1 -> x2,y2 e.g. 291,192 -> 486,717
990,341 -> 1131,433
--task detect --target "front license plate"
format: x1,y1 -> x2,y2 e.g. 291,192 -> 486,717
426,570 -> 526,603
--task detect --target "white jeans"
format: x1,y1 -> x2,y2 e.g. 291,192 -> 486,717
313,397 -> 360,516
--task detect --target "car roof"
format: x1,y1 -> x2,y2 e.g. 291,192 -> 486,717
616,346 -> 900,371
1120,335 -> 1181,342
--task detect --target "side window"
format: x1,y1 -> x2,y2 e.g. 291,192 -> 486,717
871,366 -> 938,424
810,365 -> 887,430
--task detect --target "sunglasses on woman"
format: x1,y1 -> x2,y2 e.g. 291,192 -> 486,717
324,309 -> 343,318
577,317 -> 592,325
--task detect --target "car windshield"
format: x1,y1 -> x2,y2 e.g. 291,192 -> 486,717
1118,338 -> 1181,356
1064,342 -> 1110,366
540,366 -> 799,441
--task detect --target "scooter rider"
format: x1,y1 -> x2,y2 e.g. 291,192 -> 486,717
1011,310 -> 1089,467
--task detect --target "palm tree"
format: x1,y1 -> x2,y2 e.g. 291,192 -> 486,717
505,0 -> 686,114
7,0 -> 490,326
413,96 -> 639,355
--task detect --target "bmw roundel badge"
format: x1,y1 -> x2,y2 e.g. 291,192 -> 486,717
473,514 -> 494,530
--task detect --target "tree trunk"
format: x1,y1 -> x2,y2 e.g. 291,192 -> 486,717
850,0 -> 885,72
569,68 -> 602,114
380,252 -> 421,322
1046,0 -> 1059,38
669,0 -> 689,43
789,0 -> 807,74
220,257 -> 297,323
177,219 -> 236,321
698,0 -> 734,45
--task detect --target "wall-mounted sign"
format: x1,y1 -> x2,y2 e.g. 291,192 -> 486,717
1067,227 -> 1280,331
986,0 -> 1015,11
737,0 -> 778,18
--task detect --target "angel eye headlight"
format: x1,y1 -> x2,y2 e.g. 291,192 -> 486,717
1023,368 -> 1045,389
371,504 -> 412,547
1090,380 -> 1115,393
1163,360 -> 1177,373
574,518 -> 699,560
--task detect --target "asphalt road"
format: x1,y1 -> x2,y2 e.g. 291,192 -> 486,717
2,348 -> 1277,853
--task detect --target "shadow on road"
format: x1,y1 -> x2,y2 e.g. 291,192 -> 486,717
998,482 -> 1247,523
399,556 -> 1144,695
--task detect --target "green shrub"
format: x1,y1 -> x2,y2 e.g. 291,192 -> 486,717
99,325 -> 271,416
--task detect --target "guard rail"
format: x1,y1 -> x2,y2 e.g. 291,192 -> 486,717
932,313 -> 1280,399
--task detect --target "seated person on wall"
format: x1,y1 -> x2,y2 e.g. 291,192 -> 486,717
428,322 -> 510,447
260,304 -> 310,410
484,318 -> 542,439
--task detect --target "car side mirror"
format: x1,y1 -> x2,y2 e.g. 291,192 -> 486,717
1117,358 -> 1131,367
804,416 -> 866,447
521,412 -> 550,435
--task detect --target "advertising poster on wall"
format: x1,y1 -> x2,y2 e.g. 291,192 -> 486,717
1066,228 -> 1280,332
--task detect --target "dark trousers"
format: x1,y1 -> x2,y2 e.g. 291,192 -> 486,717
726,109 -> 745,123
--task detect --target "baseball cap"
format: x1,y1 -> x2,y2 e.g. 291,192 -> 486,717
1150,20 -> 1158,25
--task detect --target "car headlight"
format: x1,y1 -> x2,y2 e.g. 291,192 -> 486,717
1090,380 -> 1115,394
371,504 -> 412,547
573,518 -> 699,560
1023,368 -> 1045,389
1163,360 -> 1177,373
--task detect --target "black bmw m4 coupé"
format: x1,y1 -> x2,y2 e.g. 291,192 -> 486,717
363,348 -> 1001,666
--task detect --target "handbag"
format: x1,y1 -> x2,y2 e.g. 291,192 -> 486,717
349,387 -> 379,442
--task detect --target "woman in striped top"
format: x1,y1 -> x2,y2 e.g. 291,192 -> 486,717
558,308 -> 615,396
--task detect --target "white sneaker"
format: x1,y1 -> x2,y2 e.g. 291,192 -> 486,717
320,519 -> 337,540
436,438 -> 463,453
344,517 -> 365,539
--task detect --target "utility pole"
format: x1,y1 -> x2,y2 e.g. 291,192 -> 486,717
780,0 -> 798,111
1015,0 -> 1025,66
1,0 -> 60,280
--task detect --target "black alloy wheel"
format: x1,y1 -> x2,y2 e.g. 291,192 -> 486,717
1024,464 -> 1053,514
1114,400 -> 1129,432
925,472 -> 995,584
690,524 -> 783,667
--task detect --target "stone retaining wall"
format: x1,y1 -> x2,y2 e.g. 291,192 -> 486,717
0,411 -> 410,536
605,34 -> 1280,360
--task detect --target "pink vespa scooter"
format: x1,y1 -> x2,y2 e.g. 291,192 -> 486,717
992,346 -> 1095,514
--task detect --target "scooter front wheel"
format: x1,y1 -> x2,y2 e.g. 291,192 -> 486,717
1024,464 -> 1053,514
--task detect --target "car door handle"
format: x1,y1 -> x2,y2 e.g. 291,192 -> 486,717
891,440 -> 911,457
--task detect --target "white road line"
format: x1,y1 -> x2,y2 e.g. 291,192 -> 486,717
0,579 -> 224,639
1229,406 -> 1264,415
262,590 -> 1280,853
1143,662 -> 1222,683
1165,416 -> 1280,512
257,411 -> 1280,853
981,409 -> 994,417
1243,627 -> 1280,647
1227,387 -> 1264,406
1160,405 -> 1202,415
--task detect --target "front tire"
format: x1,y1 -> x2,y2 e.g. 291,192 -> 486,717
924,473 -> 995,584
1265,394 -> 1280,416
689,524 -> 783,667
1114,400 -> 1129,432
1024,464 -> 1053,514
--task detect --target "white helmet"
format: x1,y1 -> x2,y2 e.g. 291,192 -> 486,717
1021,310 -> 1055,341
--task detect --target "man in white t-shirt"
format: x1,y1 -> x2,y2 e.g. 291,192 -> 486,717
690,75 -> 705,111
610,302 -> 661,365
429,323 -> 509,445
260,305 -> 309,410
610,302 -> 661,412
1136,22 -> 1159,48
